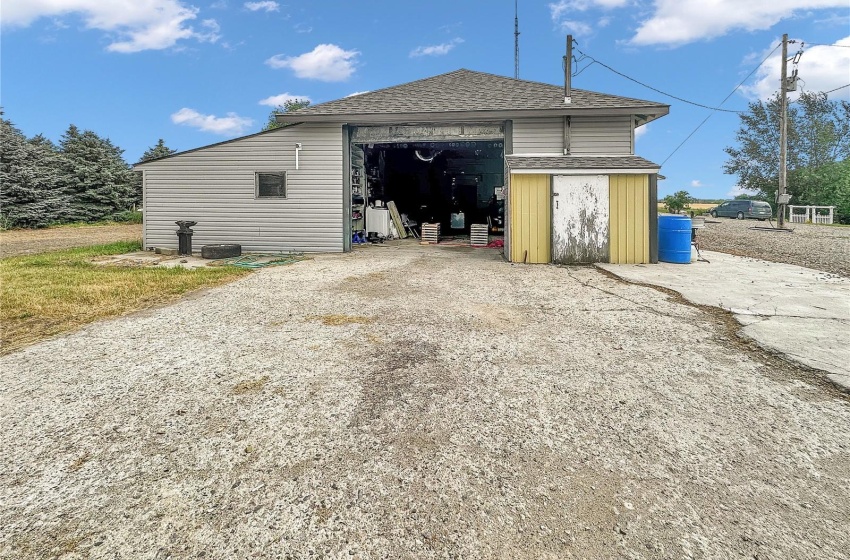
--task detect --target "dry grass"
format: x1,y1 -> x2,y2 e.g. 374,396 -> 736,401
657,202 -> 717,212
232,375 -> 270,394
309,314 -> 373,326
0,241 -> 250,354
68,452 -> 91,472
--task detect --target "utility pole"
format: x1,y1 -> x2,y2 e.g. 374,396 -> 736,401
778,33 -> 788,228
514,0 -> 520,79
564,35 -> 572,104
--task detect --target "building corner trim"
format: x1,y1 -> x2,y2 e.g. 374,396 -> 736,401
649,173 -> 658,263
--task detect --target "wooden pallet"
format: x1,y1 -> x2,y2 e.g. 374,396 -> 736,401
421,222 -> 440,244
470,224 -> 489,246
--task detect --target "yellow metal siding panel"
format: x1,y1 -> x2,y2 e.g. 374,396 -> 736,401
609,174 -> 650,264
509,174 -> 550,263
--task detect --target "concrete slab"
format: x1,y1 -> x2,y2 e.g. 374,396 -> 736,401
599,250 -> 850,390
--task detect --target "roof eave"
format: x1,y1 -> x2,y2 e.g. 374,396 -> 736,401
276,105 -> 670,124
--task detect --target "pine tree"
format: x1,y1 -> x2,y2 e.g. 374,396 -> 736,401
0,119 -> 68,228
139,138 -> 177,162
131,139 -> 178,206
59,125 -> 136,222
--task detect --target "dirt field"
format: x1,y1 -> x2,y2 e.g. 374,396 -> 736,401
2,245 -> 848,559
0,223 -> 142,258
698,218 -> 850,277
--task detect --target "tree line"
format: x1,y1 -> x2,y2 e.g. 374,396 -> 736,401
725,91 -> 850,222
0,118 -> 175,229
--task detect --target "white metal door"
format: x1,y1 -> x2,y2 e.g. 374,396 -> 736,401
552,175 -> 610,264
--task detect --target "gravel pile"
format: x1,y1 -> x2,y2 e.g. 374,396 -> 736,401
2,245 -> 849,558
697,218 -> 850,277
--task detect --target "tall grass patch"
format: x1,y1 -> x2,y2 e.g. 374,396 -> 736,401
1,241 -> 250,354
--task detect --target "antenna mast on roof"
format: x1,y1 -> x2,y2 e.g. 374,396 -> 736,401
514,0 -> 520,79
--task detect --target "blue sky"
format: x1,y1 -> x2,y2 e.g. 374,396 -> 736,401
2,0 -> 848,199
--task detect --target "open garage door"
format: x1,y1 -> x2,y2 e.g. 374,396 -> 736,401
349,124 -> 505,240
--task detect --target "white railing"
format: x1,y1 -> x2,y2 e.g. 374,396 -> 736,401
787,205 -> 835,225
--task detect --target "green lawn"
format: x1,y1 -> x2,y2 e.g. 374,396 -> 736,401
1,241 -> 250,354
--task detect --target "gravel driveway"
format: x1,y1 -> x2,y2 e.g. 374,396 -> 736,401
698,218 -> 850,277
2,246 -> 848,559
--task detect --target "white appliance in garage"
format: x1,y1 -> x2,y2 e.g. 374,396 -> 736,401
365,206 -> 391,237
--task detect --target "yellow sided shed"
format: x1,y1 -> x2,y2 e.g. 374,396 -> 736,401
505,156 -> 660,265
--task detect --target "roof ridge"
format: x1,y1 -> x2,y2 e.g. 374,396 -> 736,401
289,68 -> 473,114
282,68 -> 669,119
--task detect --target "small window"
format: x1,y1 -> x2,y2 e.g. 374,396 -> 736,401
256,172 -> 286,198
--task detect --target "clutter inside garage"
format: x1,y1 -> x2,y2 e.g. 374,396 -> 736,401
351,140 -> 505,246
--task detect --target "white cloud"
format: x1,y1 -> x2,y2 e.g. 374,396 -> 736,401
210,0 -> 227,8
170,108 -> 253,135
410,38 -> 464,57
743,36 -> 850,100
293,22 -> 312,33
634,123 -> 649,140
258,93 -> 312,107
345,91 -> 370,97
244,1 -> 278,12
549,0 -> 628,20
549,0 -> 627,36
630,0 -> 849,46
691,179 -> 703,187
266,44 -> 359,81
556,20 -> 593,36
727,185 -> 755,197
0,0 -> 221,53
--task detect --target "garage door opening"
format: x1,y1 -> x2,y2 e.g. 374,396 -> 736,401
352,140 -> 505,240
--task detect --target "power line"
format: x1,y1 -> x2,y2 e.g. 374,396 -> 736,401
821,83 -> 850,95
660,42 -> 782,166
572,47 -> 744,113
789,83 -> 850,103
801,42 -> 850,48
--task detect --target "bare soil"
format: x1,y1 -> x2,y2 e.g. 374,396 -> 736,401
2,244 -> 848,559
697,218 -> 850,277
0,223 -> 142,257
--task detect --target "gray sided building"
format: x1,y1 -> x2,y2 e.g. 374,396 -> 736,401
135,69 -> 669,264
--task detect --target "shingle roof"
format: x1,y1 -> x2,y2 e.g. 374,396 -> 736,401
286,69 -> 668,118
506,155 -> 660,170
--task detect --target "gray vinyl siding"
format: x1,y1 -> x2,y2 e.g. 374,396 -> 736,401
512,118 -> 564,154
138,123 -> 344,253
570,116 -> 632,154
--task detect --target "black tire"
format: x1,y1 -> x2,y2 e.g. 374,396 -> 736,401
201,244 -> 242,259
736,211 -> 745,220
710,210 -> 717,218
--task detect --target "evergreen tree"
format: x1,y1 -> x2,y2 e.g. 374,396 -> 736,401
59,125 -> 136,222
131,139 -> 178,206
139,138 -> 177,162
0,119 -> 68,228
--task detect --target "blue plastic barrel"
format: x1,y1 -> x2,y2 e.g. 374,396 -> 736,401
658,215 -> 692,264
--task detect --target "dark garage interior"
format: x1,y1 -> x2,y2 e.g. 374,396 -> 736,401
352,140 -> 505,238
